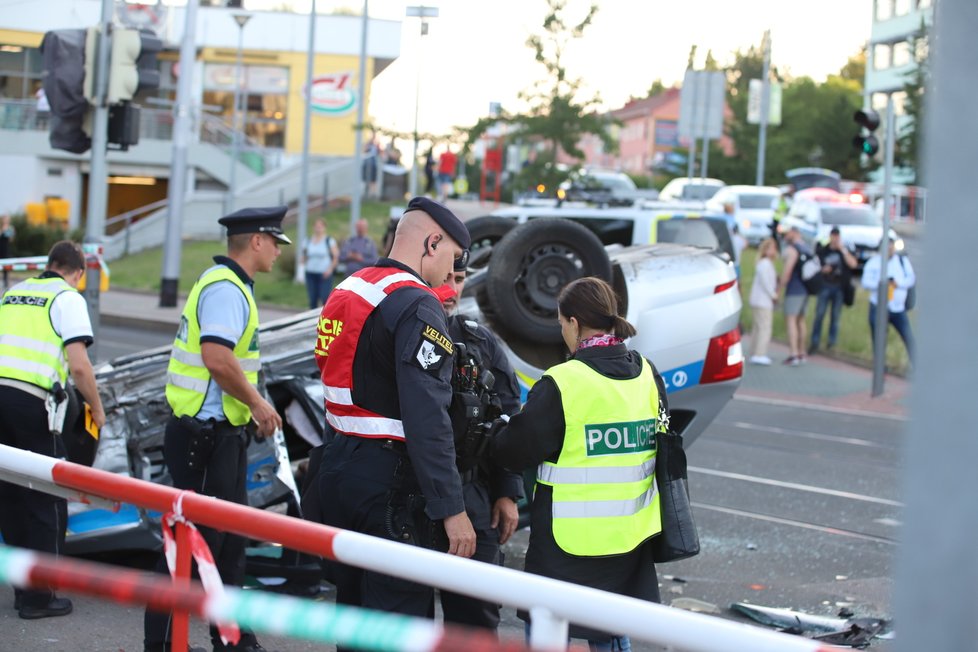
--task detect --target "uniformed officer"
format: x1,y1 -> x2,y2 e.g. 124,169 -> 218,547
144,207 -> 288,652
436,259 -> 523,632
0,240 -> 105,620
311,196 -> 476,624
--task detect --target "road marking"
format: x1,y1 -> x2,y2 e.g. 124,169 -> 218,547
692,502 -> 898,545
688,466 -> 903,507
726,421 -> 892,449
734,393 -> 909,422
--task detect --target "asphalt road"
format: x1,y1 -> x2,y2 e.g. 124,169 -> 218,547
2,327 -> 902,651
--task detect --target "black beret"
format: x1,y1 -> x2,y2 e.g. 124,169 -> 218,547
403,196 -> 471,250
218,206 -> 292,244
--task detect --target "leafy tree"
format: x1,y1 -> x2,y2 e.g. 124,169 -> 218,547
839,47 -> 866,84
897,21 -> 928,180
645,80 -> 668,98
465,0 -> 617,197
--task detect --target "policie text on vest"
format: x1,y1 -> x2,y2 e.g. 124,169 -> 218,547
586,418 -> 657,457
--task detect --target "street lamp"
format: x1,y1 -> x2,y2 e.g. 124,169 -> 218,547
225,12 -> 252,215
405,5 -> 438,198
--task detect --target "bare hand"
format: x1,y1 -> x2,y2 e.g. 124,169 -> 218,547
443,511 -> 476,558
90,404 -> 106,430
250,397 -> 282,439
491,497 -> 519,544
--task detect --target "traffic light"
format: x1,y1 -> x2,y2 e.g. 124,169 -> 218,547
853,109 -> 880,157
107,28 -> 162,105
39,28 -> 92,154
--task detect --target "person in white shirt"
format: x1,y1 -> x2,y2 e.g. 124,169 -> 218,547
861,237 -> 915,364
748,238 -> 779,365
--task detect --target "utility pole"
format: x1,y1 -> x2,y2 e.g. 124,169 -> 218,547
82,0 -> 114,361
755,29 -> 771,186
159,0 -> 199,307
296,0 -> 317,283
870,95 -> 895,397
349,0 -> 369,235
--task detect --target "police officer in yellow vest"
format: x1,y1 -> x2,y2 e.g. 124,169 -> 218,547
0,241 -> 105,620
144,207 -> 288,652
492,277 -> 665,652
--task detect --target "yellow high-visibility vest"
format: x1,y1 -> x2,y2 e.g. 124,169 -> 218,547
537,357 -> 662,556
165,266 -> 260,425
0,277 -> 74,391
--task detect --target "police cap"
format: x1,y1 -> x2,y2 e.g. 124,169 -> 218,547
218,206 -> 292,244
403,196 -> 471,250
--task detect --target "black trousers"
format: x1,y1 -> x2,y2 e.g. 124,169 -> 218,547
143,415 -> 255,651
439,479 -> 502,631
316,435 -> 438,620
0,386 -> 67,609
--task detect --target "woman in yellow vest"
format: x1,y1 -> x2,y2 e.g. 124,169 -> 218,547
492,276 -> 665,652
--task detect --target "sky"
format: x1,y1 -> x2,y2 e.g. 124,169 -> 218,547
361,0 -> 875,138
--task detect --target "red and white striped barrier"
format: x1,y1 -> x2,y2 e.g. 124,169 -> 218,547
0,444 -> 838,652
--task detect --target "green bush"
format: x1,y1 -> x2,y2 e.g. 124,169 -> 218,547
7,215 -> 84,257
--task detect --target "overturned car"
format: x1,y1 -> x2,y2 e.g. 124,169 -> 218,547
63,217 -> 743,570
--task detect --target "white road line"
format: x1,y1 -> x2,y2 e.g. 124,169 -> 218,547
688,466 -> 903,507
726,421 -> 891,448
735,393 -> 909,422
692,502 -> 899,544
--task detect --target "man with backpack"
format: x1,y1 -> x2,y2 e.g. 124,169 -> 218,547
809,227 -> 859,355
861,237 -> 916,364
779,226 -> 816,366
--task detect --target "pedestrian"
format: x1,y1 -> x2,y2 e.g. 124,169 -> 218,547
748,237 -> 779,365
861,237 -> 915,365
424,148 -> 436,196
301,218 -> 339,309
0,213 -> 14,290
0,240 -> 106,620
779,226 -> 813,366
35,86 -> 50,129
338,218 -> 379,277
437,147 -> 458,202
770,191 -> 790,245
436,257 -> 523,632
491,276 -> 665,652
362,135 -> 379,199
143,206 -> 288,652
809,227 -> 858,355
309,196 -> 476,629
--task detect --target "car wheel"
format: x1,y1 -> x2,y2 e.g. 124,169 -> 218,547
465,215 -> 516,269
486,218 -> 612,344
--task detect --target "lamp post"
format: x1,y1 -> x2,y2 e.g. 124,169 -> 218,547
225,12 -> 251,215
405,5 -> 438,199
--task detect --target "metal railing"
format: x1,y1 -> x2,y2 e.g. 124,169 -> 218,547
0,443 -> 835,652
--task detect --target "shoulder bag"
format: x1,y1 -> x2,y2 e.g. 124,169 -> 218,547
649,363 -> 700,563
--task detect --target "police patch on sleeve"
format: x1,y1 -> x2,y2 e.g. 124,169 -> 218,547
415,338 -> 444,370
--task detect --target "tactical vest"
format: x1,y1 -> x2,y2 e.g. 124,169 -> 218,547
0,277 -> 74,391
537,358 -> 662,556
165,266 -> 260,426
315,266 -> 435,440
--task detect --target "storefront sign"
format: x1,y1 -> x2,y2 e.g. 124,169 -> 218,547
308,73 -> 357,116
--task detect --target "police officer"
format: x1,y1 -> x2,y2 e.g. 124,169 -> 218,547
0,240 -> 105,620
436,258 -> 523,632
311,197 -> 476,624
144,207 -> 287,652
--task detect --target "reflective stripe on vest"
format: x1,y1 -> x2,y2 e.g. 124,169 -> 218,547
164,266 -> 260,426
538,357 -> 662,556
315,267 -> 434,441
0,277 -> 73,391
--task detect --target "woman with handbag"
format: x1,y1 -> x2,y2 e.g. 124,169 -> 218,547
491,276 -> 666,652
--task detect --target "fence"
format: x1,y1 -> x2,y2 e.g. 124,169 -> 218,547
0,443 -> 837,652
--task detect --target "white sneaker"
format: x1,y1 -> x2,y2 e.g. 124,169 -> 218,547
749,355 -> 772,366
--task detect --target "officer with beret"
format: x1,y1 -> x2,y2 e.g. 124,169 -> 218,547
435,257 -> 523,632
310,197 -> 477,626
144,207 -> 288,652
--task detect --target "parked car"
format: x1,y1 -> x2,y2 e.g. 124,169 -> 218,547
55,218 -> 742,568
780,190 -> 902,267
658,177 -> 725,201
706,185 -> 781,246
785,167 -> 842,193
557,168 -> 657,207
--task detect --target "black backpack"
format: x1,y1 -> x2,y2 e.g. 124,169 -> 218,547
898,255 -> 916,311
796,247 -> 824,295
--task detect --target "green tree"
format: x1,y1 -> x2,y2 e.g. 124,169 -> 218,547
897,21 -> 928,180
645,80 -> 668,98
466,0 -> 617,197
839,47 -> 866,83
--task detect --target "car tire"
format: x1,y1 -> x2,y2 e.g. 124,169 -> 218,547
465,215 -> 516,269
486,218 -> 612,344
